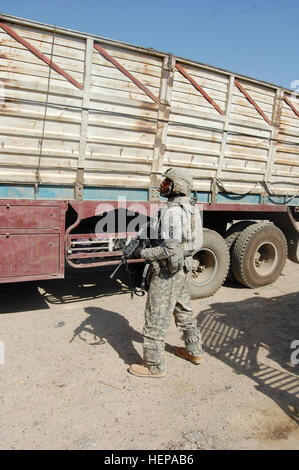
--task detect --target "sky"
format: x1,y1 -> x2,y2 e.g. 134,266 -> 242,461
0,0 -> 298,91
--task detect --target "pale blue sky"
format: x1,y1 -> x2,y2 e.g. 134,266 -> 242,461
0,0 -> 298,90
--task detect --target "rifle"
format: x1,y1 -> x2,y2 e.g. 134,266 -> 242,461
110,222 -> 161,297
110,236 -> 144,298
110,237 -> 141,281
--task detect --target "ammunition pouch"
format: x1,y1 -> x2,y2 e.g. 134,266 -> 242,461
166,249 -> 184,274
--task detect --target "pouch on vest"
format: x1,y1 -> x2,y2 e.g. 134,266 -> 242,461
167,249 -> 184,274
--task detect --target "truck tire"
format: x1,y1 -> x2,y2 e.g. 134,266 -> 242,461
191,229 -> 230,299
225,221 -> 256,249
225,221 -> 256,280
231,222 -> 287,288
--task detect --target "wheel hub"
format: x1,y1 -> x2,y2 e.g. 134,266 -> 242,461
192,249 -> 218,285
253,242 -> 278,275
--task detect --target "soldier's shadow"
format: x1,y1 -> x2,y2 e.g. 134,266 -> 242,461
70,306 -> 176,365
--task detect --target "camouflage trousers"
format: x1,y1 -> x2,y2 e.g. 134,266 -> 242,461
143,267 -> 203,374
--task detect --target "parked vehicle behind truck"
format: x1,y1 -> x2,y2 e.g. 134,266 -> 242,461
0,14 -> 298,298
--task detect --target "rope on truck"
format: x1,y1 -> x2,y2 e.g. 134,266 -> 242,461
34,26 -> 57,198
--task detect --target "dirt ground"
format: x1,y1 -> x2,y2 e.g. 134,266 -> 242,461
0,258 -> 298,450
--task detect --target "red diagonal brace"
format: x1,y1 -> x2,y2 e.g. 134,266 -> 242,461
175,63 -> 225,115
234,78 -> 272,126
93,43 -> 159,104
0,22 -> 83,90
283,95 -> 299,118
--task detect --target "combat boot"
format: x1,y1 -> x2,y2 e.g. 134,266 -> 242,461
176,347 -> 203,365
128,364 -> 166,378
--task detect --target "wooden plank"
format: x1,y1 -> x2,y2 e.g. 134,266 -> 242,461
0,155 -> 78,169
0,60 -> 84,83
0,69 -> 83,93
225,144 -> 268,159
0,22 -> 83,90
235,80 -> 276,98
171,90 -> 226,110
93,43 -> 160,104
233,95 -> 273,114
171,105 -> 225,123
176,64 -> 229,86
166,140 -> 221,155
226,135 -> 269,151
230,111 -> 269,125
0,107 -> 82,125
167,127 -> 222,143
0,24 -> 87,51
1,77 -> 83,98
228,117 -> 271,131
2,85 -> 82,105
283,95 -> 299,118
94,43 -> 163,68
91,62 -> 162,88
234,79 -> 272,126
87,115 -> 156,133
90,83 -> 157,104
89,92 -> 158,111
92,53 -> 162,79
0,116 -> 80,142
231,101 -> 272,122
171,101 -> 223,120
83,172 -> 150,187
173,72 -> 228,94
90,73 -> 160,97
175,63 -> 225,115
172,82 -> 227,102
0,45 -> 86,72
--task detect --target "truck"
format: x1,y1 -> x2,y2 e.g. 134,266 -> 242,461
0,13 -> 298,298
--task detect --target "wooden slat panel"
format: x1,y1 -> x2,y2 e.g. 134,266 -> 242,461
0,23 -> 86,51
0,24 -> 83,90
0,44 -> 86,72
0,15 -> 298,198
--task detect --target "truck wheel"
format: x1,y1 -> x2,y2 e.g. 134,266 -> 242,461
225,221 -> 256,249
231,222 -> 287,288
225,221 -> 255,280
191,229 -> 230,299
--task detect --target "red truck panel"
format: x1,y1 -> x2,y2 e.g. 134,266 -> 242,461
0,234 -> 60,277
0,204 -> 61,229
0,200 -> 67,283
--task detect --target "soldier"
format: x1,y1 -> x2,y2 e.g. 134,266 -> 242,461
129,168 -> 203,378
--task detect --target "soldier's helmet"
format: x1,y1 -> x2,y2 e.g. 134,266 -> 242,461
162,168 -> 193,196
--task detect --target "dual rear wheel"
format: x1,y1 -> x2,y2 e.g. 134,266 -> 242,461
191,222 -> 287,299
230,222 -> 287,288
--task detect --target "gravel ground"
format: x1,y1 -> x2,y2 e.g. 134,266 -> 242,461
0,259 -> 298,450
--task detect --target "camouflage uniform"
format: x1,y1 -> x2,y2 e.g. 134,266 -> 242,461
139,193 -> 203,374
